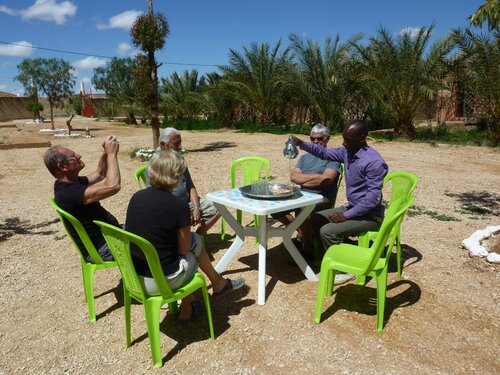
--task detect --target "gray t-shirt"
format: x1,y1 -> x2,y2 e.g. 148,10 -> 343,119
296,153 -> 341,202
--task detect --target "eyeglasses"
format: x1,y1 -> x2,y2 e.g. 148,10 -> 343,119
310,136 -> 325,142
64,155 -> 79,162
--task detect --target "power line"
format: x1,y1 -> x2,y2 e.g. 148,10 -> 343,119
0,41 -> 219,68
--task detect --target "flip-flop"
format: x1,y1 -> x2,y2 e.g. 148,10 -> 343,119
212,277 -> 245,297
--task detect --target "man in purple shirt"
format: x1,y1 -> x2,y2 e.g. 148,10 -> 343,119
292,120 -> 388,284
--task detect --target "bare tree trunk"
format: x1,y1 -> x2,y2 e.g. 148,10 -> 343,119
147,1 -> 160,148
66,114 -> 74,135
49,98 -> 55,130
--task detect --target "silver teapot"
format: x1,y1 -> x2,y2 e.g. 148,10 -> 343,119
283,136 -> 299,159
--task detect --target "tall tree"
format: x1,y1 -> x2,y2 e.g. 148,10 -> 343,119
131,1 -> 169,148
92,57 -> 138,124
219,40 -> 294,126
469,0 -> 499,31
160,70 -> 209,120
15,58 -> 75,129
453,28 -> 499,143
353,25 -> 453,137
289,34 -> 365,131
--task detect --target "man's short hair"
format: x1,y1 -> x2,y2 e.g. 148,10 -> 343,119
43,146 -> 66,177
159,127 -> 180,143
149,150 -> 186,191
310,123 -> 330,137
345,120 -> 368,137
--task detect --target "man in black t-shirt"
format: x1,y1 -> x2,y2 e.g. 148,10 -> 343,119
44,136 -> 121,262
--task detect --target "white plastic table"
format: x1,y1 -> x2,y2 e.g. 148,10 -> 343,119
206,188 -> 324,305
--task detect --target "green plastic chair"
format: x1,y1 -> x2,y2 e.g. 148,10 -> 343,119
134,164 -> 148,189
357,171 -> 419,280
48,198 -> 117,323
221,156 -> 271,240
94,221 -> 215,368
315,195 -> 415,332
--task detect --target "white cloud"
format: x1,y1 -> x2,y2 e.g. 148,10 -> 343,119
72,56 -> 107,70
0,5 -> 18,16
0,41 -> 34,57
399,27 -> 421,38
97,10 -> 143,30
116,42 -> 132,56
20,0 -> 77,25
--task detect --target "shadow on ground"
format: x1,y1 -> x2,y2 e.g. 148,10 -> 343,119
0,216 -> 59,242
188,141 -> 237,153
320,279 -> 421,329
445,190 -> 500,216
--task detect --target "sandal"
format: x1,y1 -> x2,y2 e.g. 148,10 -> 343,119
179,300 -> 203,325
212,277 -> 245,297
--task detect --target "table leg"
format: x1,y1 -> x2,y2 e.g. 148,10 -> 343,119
257,214 -> 267,305
281,204 -> 318,281
213,203 -> 246,273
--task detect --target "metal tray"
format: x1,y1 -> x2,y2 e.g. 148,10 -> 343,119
239,183 -> 301,200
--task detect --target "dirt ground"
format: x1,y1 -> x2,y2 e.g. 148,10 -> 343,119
0,116 -> 499,374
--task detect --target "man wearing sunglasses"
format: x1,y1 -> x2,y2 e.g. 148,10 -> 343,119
44,135 -> 121,262
274,124 -> 341,257
292,120 -> 387,284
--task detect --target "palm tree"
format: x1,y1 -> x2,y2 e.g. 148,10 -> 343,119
353,24 -> 454,137
452,28 -> 499,143
160,70 -> 209,120
203,72 -> 240,127
219,40 -> 294,126
289,33 -> 366,131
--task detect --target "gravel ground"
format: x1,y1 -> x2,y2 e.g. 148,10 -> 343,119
0,117 -> 499,374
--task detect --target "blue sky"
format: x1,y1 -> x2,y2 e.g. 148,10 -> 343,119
0,0 -> 485,96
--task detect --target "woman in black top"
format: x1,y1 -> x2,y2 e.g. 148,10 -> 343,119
125,150 -> 245,322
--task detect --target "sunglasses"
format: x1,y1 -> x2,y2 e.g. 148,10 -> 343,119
310,136 -> 325,141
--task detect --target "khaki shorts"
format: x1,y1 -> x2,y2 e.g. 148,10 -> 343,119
189,197 -> 218,220
140,232 -> 202,295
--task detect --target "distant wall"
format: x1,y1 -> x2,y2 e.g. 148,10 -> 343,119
0,97 -> 32,121
0,97 -> 71,121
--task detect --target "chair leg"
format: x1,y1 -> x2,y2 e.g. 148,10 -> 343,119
396,234 -> 402,277
327,269 -> 335,297
82,263 -> 97,323
144,300 -> 163,368
124,287 -> 132,348
168,302 -> 179,317
315,265 -> 329,323
200,283 -> 215,340
356,275 -> 366,285
220,217 -> 226,241
375,270 -> 388,333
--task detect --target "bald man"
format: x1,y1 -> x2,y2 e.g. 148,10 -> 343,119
292,120 -> 388,283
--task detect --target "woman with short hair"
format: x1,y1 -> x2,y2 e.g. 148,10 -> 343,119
125,150 -> 245,322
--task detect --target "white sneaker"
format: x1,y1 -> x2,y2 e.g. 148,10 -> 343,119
335,272 -> 355,285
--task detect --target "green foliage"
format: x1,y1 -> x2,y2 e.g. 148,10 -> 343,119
407,205 -> 461,221
468,0 -> 499,31
131,13 -> 169,53
352,25 -> 454,138
66,95 -> 81,115
452,28 -> 499,144
289,33 -> 366,131
15,57 -> 76,129
219,40 -> 295,126
26,101 -> 43,114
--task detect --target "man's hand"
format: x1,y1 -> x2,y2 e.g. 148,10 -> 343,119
291,135 -> 303,147
329,212 -> 347,223
103,135 -> 119,155
191,207 -> 202,226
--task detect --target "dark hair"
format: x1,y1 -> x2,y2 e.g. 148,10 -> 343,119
43,146 -> 66,177
345,120 -> 368,137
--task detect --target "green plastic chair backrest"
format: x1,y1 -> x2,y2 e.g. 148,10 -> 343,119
363,195 -> 415,274
48,197 -> 106,265
94,221 -> 175,301
384,171 -> 418,206
134,164 -> 148,189
230,156 -> 271,188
